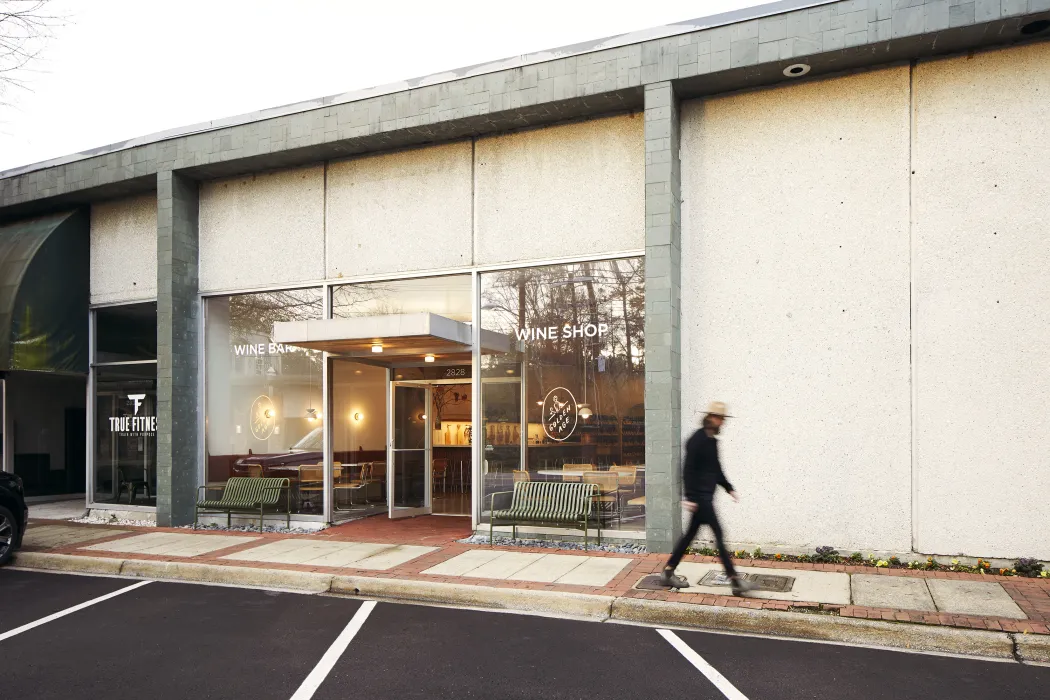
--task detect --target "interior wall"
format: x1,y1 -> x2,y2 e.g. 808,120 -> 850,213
326,142 -> 473,278
474,114 -> 645,265
912,42 -> 1050,560
90,194 -> 157,304
680,66 -> 912,552
199,165 -> 325,292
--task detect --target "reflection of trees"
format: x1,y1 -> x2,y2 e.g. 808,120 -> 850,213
481,259 -> 646,431
229,289 -> 323,342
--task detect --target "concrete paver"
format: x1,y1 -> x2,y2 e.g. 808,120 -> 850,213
507,554 -> 588,583
28,499 -> 88,521
425,551 -> 632,586
462,552 -> 546,579
351,545 -> 437,570
222,539 -> 435,571
82,533 -> 256,557
421,549 -> 505,576
674,562 -> 851,605
23,525 -> 128,548
852,574 -> 936,612
553,556 -> 632,586
927,579 -> 1027,620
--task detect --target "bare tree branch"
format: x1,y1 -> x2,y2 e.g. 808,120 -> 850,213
0,1 -> 67,105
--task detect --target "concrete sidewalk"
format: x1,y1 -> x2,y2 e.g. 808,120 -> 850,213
11,519 -> 1050,663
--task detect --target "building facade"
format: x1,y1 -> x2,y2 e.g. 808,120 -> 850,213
1,0 -> 1048,559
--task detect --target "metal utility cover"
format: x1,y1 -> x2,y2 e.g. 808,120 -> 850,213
698,570 -> 795,592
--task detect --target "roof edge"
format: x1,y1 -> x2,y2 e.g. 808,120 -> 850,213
0,0 -> 832,180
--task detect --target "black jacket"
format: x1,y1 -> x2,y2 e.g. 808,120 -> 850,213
682,428 -> 734,502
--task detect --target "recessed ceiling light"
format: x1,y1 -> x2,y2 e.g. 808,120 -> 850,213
1020,19 -> 1050,35
424,354 -> 435,363
783,63 -> 811,78
371,343 -> 383,353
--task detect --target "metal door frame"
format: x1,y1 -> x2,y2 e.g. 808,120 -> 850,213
388,380 -> 432,519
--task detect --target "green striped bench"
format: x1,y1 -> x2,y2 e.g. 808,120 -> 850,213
488,481 -> 599,549
195,477 -> 291,531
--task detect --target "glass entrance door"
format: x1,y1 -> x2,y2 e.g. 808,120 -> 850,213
389,383 -> 431,518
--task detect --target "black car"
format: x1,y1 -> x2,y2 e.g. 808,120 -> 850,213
0,471 -> 28,566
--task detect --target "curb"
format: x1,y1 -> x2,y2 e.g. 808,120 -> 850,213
8,552 -> 1024,660
609,598 -> 1015,659
1015,632 -> 1050,664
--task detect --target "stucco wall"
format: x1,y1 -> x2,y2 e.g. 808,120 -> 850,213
680,67 -> 912,552
912,43 -> 1050,560
474,114 -> 644,265
199,165 -> 324,292
326,142 -> 473,278
90,195 -> 157,304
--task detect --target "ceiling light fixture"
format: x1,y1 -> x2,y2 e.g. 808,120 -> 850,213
783,63 -> 811,78
424,354 -> 435,363
353,412 -> 362,421
371,343 -> 383,353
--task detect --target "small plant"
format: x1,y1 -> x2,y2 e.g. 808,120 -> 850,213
697,546 -> 718,557
888,556 -> 901,566
849,552 -> 863,562
774,553 -> 783,561
976,558 -> 991,571
814,546 -> 840,563
1040,570 -> 1049,579
924,557 -> 939,571
1014,558 -> 1044,578
875,560 -> 889,568
734,549 -> 750,559
907,560 -> 923,570
752,547 -> 763,559
796,553 -> 811,563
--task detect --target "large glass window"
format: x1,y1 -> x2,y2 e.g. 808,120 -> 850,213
480,259 -> 645,531
332,274 -> 472,322
92,302 -> 157,506
205,289 -> 323,516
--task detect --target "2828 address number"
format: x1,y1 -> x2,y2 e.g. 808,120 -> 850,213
444,368 -> 467,378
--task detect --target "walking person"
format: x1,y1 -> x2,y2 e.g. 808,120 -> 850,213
660,402 -> 755,596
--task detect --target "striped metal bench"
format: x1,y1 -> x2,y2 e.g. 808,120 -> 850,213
488,481 -> 599,549
195,477 -> 291,531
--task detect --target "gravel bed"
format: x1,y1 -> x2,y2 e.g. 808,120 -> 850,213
181,523 -> 327,535
460,534 -> 647,554
70,516 -> 157,528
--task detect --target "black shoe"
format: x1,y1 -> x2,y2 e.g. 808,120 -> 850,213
660,570 -> 690,589
731,577 -> 757,597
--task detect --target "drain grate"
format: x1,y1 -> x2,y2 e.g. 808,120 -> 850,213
698,570 -> 795,592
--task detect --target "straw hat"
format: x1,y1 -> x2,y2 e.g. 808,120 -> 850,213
705,401 -> 732,418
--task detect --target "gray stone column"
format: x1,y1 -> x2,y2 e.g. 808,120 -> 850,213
643,81 -> 682,553
156,170 -> 200,526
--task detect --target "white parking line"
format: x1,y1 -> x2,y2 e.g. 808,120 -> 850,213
290,600 -> 377,700
0,580 -> 152,643
658,628 -> 749,700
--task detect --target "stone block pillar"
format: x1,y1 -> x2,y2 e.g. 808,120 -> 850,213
156,170 -> 200,526
643,81 -> 683,553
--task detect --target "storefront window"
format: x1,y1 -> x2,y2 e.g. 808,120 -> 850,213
480,259 -> 645,531
204,289 -> 323,516
332,274 -> 472,322
92,302 -> 157,506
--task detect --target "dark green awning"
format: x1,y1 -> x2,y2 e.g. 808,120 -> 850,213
0,211 -> 89,373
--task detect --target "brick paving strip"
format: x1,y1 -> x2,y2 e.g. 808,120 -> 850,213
11,520 -> 1050,663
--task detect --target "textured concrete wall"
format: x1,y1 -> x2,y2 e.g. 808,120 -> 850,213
199,165 -> 324,292
326,142 -> 472,277
680,67 -> 912,552
90,194 -> 157,304
474,115 -> 645,264
912,42 -> 1050,560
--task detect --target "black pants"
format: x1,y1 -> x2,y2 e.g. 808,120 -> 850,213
666,498 -> 737,578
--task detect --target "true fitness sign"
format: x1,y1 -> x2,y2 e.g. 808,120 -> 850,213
109,394 -> 156,435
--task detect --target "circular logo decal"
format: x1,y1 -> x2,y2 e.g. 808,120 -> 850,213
541,387 -> 578,442
250,395 -> 276,440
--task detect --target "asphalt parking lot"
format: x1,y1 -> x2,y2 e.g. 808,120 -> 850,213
1,568 -> 1047,700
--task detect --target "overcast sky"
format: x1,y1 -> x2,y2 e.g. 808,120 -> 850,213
0,0 -> 767,172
